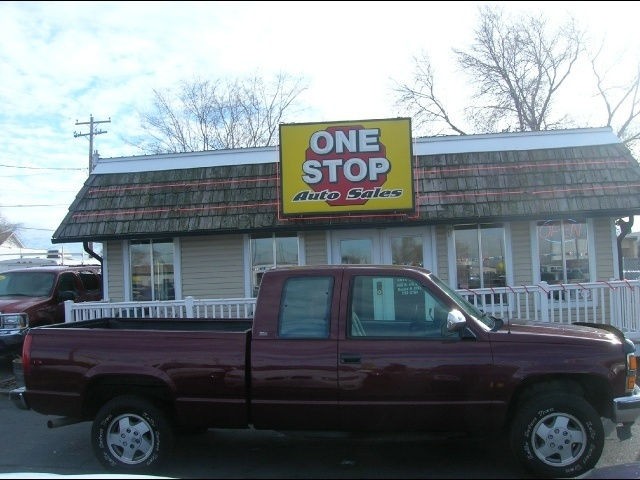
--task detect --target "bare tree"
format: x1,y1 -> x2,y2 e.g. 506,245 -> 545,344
394,51 -> 468,136
0,212 -> 19,238
592,47 -> 640,151
136,72 -> 308,153
395,5 -> 583,135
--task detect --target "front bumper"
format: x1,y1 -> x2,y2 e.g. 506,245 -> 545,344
613,384 -> 640,424
10,386 -> 29,410
0,330 -> 25,358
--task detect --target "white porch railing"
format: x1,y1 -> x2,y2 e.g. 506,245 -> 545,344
457,279 -> 640,341
64,279 -> 640,341
65,297 -> 256,322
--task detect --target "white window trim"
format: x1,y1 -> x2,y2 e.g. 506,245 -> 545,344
123,238 -> 180,301
122,241 -> 131,301
587,218 -> 597,282
531,218 -> 596,283
447,223 -> 512,290
381,226 -> 435,271
173,238 -> 182,299
243,232 -> 304,297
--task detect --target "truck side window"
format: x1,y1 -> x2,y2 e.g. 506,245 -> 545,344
79,271 -> 100,291
278,276 -> 333,339
350,275 -> 451,339
57,273 -> 78,294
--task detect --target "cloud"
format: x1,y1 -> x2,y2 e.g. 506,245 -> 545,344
1,0 -> 640,249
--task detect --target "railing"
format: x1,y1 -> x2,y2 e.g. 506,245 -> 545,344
64,279 -> 640,341
457,280 -> 640,341
65,296 -> 256,322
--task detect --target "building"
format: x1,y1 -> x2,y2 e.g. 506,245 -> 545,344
52,124 -> 640,307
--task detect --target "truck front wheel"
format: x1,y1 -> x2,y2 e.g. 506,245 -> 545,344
510,392 -> 604,478
91,395 -> 174,473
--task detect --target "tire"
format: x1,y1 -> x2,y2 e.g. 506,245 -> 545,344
510,392 -> 604,478
91,395 -> 174,473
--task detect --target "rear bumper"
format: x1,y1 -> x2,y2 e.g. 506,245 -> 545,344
613,384 -> 640,424
10,386 -> 30,411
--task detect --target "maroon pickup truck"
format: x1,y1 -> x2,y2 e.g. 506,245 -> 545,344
0,265 -> 102,360
9,264 -> 640,478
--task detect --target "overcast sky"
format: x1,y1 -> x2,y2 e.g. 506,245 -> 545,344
1,1 -> 639,251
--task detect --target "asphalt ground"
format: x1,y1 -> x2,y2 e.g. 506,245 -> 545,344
0,359 -> 17,393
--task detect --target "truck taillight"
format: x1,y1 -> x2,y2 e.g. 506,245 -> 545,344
626,353 -> 638,392
22,333 -> 32,380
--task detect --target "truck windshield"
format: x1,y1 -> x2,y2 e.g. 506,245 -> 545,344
0,271 -> 56,297
427,273 -> 496,329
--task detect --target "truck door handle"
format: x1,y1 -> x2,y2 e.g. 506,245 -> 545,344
340,353 -> 362,364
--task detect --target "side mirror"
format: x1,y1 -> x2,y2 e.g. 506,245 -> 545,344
446,309 -> 466,332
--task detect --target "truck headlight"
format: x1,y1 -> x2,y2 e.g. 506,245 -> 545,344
0,314 -> 28,329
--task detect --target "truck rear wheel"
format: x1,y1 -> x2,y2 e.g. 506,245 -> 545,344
509,392 -> 604,478
91,395 -> 173,472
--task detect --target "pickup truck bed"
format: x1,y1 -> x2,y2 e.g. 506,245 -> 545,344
23,317 -> 253,428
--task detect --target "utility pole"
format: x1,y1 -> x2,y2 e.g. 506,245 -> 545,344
74,114 -> 111,172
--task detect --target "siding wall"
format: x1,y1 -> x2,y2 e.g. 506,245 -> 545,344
303,231 -> 328,264
510,221 -> 533,285
105,241 -> 124,301
435,225 -> 450,283
180,235 -> 245,298
593,217 -> 615,281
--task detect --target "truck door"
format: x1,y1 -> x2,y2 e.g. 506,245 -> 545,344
338,271 -> 495,432
250,272 -> 340,430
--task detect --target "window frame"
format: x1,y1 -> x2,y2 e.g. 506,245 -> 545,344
533,218 -> 595,284
126,238 -> 177,301
248,232 -> 301,296
450,223 -> 510,291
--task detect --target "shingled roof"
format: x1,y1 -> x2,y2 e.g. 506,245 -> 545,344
52,127 -> 640,244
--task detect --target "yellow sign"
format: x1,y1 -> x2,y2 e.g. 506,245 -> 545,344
280,118 -> 414,215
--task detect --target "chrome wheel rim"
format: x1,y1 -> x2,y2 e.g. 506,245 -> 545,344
531,412 -> 586,467
105,413 -> 155,465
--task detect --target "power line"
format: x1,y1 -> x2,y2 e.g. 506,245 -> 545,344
0,163 -> 85,171
15,226 -> 54,232
0,204 -> 70,208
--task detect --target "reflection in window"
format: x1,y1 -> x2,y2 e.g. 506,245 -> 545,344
340,238 -> 372,264
349,275 -> 451,338
251,233 -> 299,295
0,272 -> 55,296
278,276 -> 332,338
130,239 -> 175,301
454,224 -> 506,289
391,236 -> 423,267
538,219 -> 589,284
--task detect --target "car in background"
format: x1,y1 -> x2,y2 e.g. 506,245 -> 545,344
0,265 -> 102,361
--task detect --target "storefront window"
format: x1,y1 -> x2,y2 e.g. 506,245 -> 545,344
391,235 -> 423,267
251,233 -> 299,295
340,238 -> 372,264
454,224 -> 506,289
537,219 -> 589,284
129,239 -> 175,300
